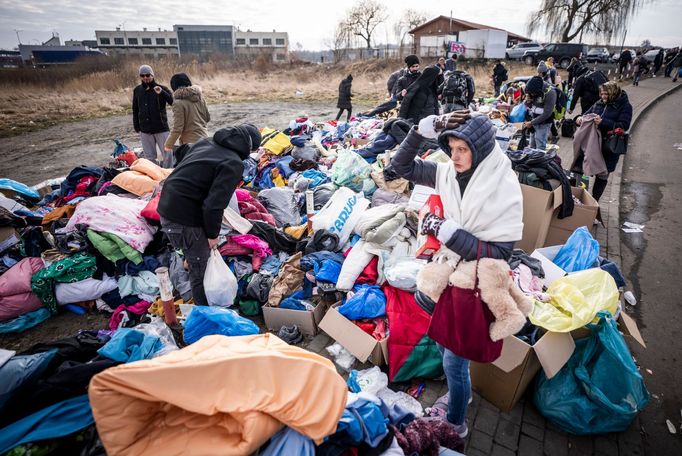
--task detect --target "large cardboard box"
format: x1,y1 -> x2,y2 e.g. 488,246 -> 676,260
262,298 -> 331,337
470,331 -> 576,412
319,302 -> 389,365
517,184 -> 564,253
545,187 -> 599,246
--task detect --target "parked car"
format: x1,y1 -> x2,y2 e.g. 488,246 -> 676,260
642,48 -> 662,63
586,47 -> 610,63
610,49 -> 635,63
505,42 -> 543,60
524,43 -> 589,68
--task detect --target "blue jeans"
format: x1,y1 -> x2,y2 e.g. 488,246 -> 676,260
439,345 -> 471,425
530,122 -> 551,151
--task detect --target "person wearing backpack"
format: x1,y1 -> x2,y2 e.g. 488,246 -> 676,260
568,68 -> 605,114
491,61 -> 508,96
440,70 -> 475,113
523,76 -> 556,151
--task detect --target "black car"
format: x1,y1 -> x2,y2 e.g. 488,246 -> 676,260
524,43 -> 589,68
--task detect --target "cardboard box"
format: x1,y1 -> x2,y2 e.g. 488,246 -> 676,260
544,187 -> 599,247
530,244 -> 568,287
262,298 -> 331,337
470,331 -> 576,412
319,302 -> 389,365
0,226 -> 19,254
416,194 -> 444,260
517,184 -> 564,253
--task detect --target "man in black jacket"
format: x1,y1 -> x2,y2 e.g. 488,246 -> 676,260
132,64 -> 173,163
491,61 -> 508,96
568,67 -> 603,114
395,55 -> 422,100
158,124 -> 261,305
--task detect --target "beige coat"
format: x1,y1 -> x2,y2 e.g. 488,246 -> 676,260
89,334 -> 347,456
164,86 -> 210,149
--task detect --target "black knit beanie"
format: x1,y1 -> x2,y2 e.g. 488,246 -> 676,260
405,54 -> 420,67
525,76 -> 544,95
170,73 -> 192,91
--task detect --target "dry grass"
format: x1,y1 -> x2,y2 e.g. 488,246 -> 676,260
0,57 -> 548,137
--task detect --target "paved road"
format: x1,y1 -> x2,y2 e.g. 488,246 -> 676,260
620,87 -> 682,453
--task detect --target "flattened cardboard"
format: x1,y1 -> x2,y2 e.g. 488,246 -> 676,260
262,299 -> 329,337
619,311 -> 646,348
319,303 -> 387,365
517,184 -> 564,253
491,335 -> 532,373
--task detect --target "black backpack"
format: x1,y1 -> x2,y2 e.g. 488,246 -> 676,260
584,70 -> 608,92
443,72 -> 468,102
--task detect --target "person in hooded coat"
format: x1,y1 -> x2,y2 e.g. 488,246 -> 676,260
391,111 -> 523,439
573,81 -> 632,203
335,75 -> 353,122
163,73 -> 211,168
398,66 -> 441,124
158,124 -> 261,306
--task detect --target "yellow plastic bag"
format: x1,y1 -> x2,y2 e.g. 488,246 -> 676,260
529,269 -> 619,332
260,127 -> 292,155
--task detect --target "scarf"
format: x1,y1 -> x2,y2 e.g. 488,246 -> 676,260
433,143 -> 524,265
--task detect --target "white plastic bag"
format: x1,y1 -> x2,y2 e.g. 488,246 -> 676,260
203,249 -> 237,307
312,187 -> 370,247
356,366 -> 389,396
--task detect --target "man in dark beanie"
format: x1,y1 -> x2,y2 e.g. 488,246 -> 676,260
395,54 -> 422,100
163,72 -> 211,167
158,124 -> 261,305
523,75 -> 556,151
132,64 -> 173,163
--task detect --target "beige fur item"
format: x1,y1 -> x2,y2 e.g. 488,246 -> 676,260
416,261 -> 454,303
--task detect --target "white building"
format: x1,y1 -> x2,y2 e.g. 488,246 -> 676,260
234,30 -> 289,62
95,28 -> 179,58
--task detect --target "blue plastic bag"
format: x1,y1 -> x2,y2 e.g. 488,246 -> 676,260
553,226 -> 600,272
534,312 -> 650,435
338,285 -> 386,320
97,328 -> 163,363
183,306 -> 259,344
112,139 -> 130,157
0,178 -> 40,200
509,103 -> 527,123
0,308 -> 51,334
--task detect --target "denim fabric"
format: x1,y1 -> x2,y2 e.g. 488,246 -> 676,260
530,122 -> 551,151
438,345 -> 471,425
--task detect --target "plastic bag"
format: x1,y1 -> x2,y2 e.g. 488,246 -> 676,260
534,312 -> 650,434
355,366 -> 389,396
312,187 -> 370,247
377,387 -> 424,417
326,342 -> 356,371
203,250 -> 238,307
183,306 -> 259,344
530,269 -> 619,332
509,103 -> 527,123
338,285 -> 386,320
134,318 -> 179,358
331,149 -> 376,194
384,257 -> 425,292
257,187 -> 301,227
553,227 -> 600,272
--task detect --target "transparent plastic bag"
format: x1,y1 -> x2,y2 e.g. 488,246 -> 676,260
355,366 -> 389,396
134,317 -> 179,358
326,342 -> 356,371
331,149 -> 376,194
203,250 -> 237,307
377,387 -> 424,417
530,269 -> 619,332
384,257 -> 425,292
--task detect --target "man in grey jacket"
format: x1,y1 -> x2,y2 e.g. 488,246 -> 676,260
523,76 -> 556,151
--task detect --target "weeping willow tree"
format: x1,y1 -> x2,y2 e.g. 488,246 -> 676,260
527,0 -> 651,43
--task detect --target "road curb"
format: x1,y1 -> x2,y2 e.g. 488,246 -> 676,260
607,82 -> 682,264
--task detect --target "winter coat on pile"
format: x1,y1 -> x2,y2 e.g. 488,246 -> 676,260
158,127 -> 251,239
132,81 -> 173,134
164,86 -> 211,149
398,67 -> 441,124
582,91 -> 633,173
0,258 -> 44,322
89,334 -> 347,456
337,76 -> 353,110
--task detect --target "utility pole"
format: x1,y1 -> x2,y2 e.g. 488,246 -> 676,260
620,28 -> 627,53
14,29 -> 23,45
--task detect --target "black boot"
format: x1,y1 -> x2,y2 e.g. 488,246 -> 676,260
592,176 -> 609,202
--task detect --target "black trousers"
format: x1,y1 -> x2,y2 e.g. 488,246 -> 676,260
336,108 -> 352,121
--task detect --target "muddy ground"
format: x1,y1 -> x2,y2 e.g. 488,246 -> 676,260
0,100 -> 370,185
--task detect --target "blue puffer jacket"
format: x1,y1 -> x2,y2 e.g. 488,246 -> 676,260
585,91 -> 633,135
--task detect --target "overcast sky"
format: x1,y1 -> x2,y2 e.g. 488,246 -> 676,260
1,0 -> 680,50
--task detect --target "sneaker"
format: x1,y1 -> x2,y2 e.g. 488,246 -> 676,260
452,422 -> 469,438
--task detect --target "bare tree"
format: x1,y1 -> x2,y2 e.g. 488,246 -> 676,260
393,9 -> 428,50
344,0 -> 388,49
324,22 -> 352,64
527,0 -> 652,43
